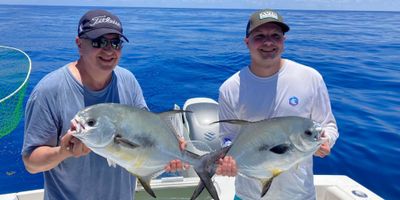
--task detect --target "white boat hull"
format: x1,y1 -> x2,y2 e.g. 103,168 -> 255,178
0,175 -> 383,200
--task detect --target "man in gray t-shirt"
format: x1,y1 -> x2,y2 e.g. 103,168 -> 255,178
21,9 -> 184,200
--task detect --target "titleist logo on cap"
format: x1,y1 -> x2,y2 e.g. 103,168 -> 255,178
90,15 -> 121,27
259,11 -> 278,20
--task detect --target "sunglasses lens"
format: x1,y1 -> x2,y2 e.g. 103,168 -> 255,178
110,39 -> 123,50
91,37 -> 123,50
99,38 -> 109,48
91,39 -> 102,48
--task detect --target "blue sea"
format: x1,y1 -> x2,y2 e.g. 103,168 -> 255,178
0,5 -> 399,199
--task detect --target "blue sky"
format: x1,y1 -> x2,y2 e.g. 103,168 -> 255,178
0,0 -> 399,11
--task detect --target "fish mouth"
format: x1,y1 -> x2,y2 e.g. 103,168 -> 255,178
71,116 -> 86,138
290,126 -> 324,153
72,115 -> 117,148
313,124 -> 324,144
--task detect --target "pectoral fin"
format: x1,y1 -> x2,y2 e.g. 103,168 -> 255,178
137,176 -> 156,198
106,158 -> 117,168
114,134 -> 140,149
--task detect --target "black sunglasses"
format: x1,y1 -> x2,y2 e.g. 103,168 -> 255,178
89,37 -> 124,50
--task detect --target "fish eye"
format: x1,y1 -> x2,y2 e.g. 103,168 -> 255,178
87,119 -> 96,127
304,130 -> 312,136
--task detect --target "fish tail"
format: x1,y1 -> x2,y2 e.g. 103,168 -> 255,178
192,170 -> 218,200
187,145 -> 231,200
190,181 -> 206,200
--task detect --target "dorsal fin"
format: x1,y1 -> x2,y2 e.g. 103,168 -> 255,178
158,110 -> 192,120
158,110 -> 192,140
209,119 -> 253,125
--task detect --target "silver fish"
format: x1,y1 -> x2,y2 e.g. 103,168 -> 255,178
72,103 -> 227,200
192,116 -> 323,198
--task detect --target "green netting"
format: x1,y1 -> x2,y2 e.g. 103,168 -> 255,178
0,46 -> 31,138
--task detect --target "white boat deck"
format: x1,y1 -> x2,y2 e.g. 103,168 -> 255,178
0,175 -> 383,200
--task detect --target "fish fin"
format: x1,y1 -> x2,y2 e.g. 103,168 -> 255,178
191,181 -> 206,200
184,145 -> 231,164
269,144 -> 291,154
158,110 -> 191,141
183,149 -> 202,160
114,134 -> 140,149
261,178 -> 274,197
295,163 -> 300,169
271,168 -> 283,177
106,158 -> 117,168
152,169 -> 166,179
190,145 -> 231,200
137,176 -> 156,198
194,170 -> 219,200
209,119 -> 253,125
261,169 -> 283,197
158,110 -> 192,121
159,109 -> 192,115
164,117 -> 185,141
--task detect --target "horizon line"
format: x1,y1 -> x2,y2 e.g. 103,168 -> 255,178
0,3 -> 399,12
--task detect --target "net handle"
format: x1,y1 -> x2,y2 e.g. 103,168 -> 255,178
0,45 -> 32,103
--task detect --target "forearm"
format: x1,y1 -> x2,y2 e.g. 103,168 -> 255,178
323,122 -> 339,148
313,80 -> 339,148
23,146 -> 70,174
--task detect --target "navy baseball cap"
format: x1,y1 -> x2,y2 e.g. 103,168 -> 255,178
78,9 -> 129,42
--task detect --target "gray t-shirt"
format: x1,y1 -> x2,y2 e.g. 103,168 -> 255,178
22,64 -> 147,200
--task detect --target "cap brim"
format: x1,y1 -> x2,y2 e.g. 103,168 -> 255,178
82,28 -> 129,42
247,21 -> 290,37
272,22 -> 290,33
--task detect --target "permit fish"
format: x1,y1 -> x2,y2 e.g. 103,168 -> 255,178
191,116 -> 323,199
72,103 -> 227,200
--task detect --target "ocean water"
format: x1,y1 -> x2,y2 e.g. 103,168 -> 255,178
0,5 -> 399,199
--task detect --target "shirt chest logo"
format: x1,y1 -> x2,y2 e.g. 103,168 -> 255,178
289,96 -> 299,106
